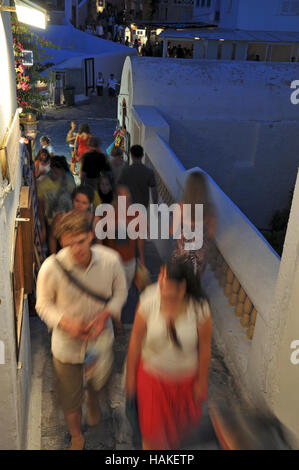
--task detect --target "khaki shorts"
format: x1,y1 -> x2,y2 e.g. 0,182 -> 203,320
53,352 -> 113,413
53,328 -> 114,412
52,357 -> 84,413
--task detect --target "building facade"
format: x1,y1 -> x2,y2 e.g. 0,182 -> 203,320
193,0 -> 220,24
160,0 -> 299,61
160,27 -> 299,61
0,7 -> 32,450
219,0 -> 299,31
38,0 -> 90,28
126,0 -> 194,21
193,0 -> 299,30
152,0 -> 194,22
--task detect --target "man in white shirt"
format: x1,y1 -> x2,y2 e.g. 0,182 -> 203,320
96,23 -> 104,38
96,72 -> 105,96
36,210 -> 127,450
107,73 -> 118,100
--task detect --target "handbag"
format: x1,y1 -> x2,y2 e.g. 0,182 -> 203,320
106,141 -> 115,156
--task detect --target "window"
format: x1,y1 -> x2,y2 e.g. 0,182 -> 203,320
201,0 -> 205,6
207,0 -> 211,6
196,0 -> 199,6
22,50 -> 33,67
280,0 -> 299,15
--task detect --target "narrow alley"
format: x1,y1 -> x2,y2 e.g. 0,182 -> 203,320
24,95 -> 277,451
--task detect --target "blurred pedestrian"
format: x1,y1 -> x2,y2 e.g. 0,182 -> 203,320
74,123 -> 92,175
118,145 -> 158,208
97,172 -> 115,204
134,38 -> 139,53
40,135 -> 54,157
36,210 -> 127,450
35,148 -> 51,181
126,260 -> 212,449
108,14 -> 114,35
38,155 -> 75,247
48,184 -> 97,254
107,74 -> 118,100
171,171 -> 216,280
98,185 -> 145,288
81,136 -> 111,188
96,72 -> 105,96
110,146 -> 127,184
96,22 -> 104,38
176,44 -> 185,58
66,121 -> 77,175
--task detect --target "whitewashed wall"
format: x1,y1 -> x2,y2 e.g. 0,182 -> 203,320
0,12 -> 16,145
220,0 -> 299,32
260,170 -> 299,448
0,11 -> 31,450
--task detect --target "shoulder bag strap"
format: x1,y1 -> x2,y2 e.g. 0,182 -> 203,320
55,257 -> 111,304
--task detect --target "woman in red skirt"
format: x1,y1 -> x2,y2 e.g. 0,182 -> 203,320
126,260 -> 212,449
73,123 -> 92,175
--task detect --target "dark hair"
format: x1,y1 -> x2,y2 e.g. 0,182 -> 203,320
36,147 -> 50,162
88,136 -> 101,148
40,135 -> 50,145
164,259 -> 206,349
71,185 -> 94,204
130,145 -> 144,159
78,123 -> 90,134
50,155 -> 70,173
183,170 -> 215,223
98,172 -> 115,204
54,210 -> 94,240
166,259 -> 205,302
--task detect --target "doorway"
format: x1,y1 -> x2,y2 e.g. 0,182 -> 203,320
84,58 -> 95,96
